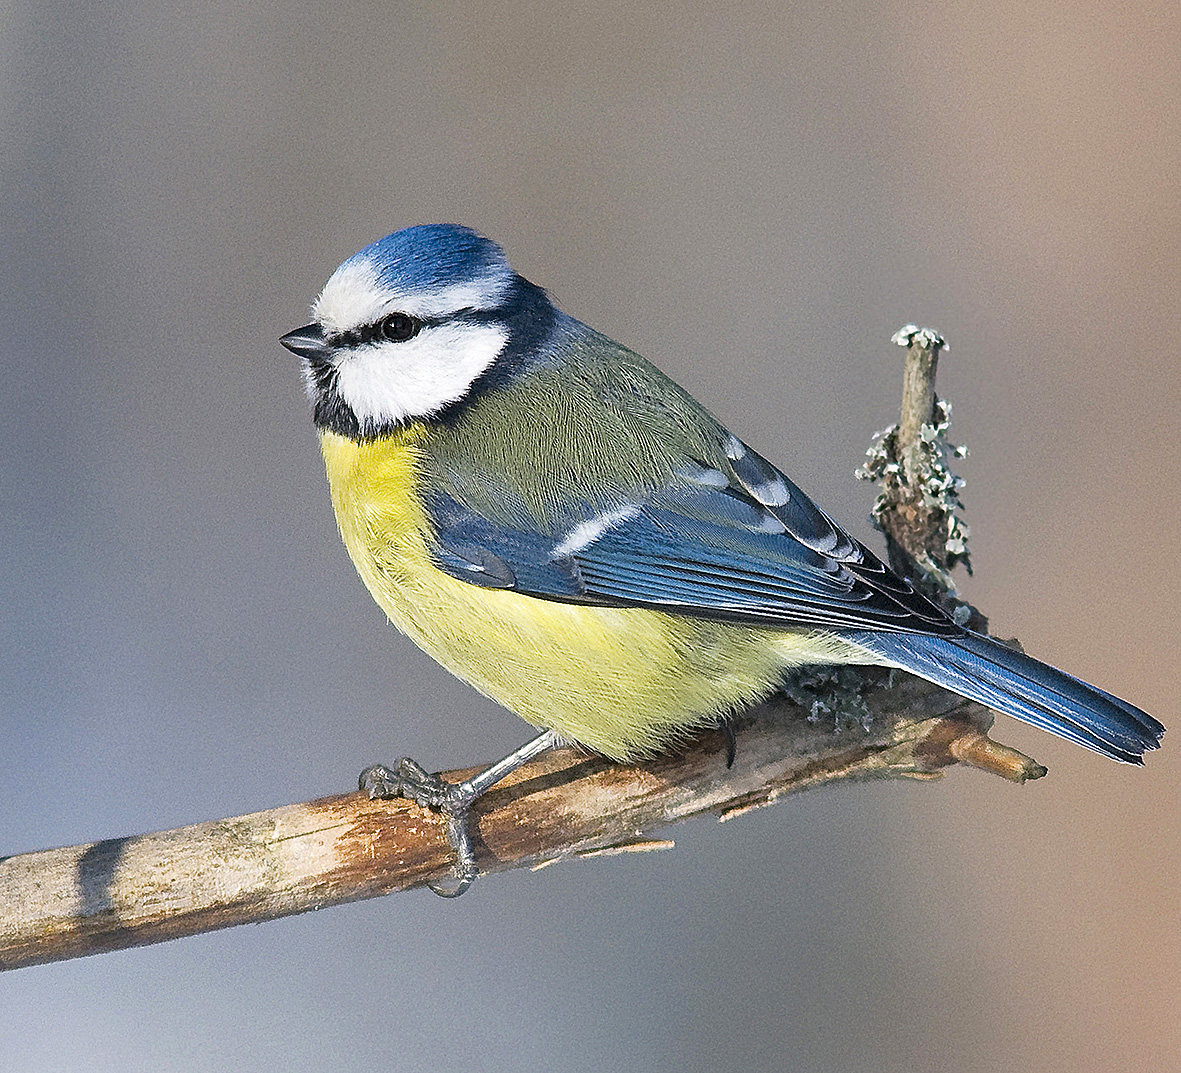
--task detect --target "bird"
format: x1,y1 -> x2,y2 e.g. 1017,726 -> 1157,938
281,223 -> 1163,894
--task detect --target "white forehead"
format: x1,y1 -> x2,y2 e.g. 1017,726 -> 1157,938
312,256 -> 515,334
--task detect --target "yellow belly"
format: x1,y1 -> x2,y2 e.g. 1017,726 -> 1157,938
319,428 -> 865,760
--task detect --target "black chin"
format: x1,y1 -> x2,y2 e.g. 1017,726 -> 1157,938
303,357 -> 362,441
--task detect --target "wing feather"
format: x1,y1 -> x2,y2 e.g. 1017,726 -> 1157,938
425,442 -> 959,636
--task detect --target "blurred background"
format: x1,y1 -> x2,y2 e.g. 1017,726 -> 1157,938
3,1 -> 1178,1070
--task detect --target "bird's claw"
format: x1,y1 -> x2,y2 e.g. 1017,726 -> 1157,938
360,758 -> 457,809
359,759 -> 480,897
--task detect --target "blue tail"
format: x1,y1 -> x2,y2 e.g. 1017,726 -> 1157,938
850,630 -> 1164,764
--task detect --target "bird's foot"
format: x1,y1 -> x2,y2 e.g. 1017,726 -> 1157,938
360,760 -> 480,898
358,731 -> 560,899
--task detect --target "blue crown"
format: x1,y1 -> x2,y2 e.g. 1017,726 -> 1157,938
349,224 -> 512,294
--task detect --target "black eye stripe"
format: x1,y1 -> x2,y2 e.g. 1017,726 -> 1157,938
331,308 -> 504,349
334,314 -> 422,348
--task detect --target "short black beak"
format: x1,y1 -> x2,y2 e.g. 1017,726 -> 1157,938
280,323 -> 331,359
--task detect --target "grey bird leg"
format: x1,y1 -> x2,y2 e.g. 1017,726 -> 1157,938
359,729 -> 560,897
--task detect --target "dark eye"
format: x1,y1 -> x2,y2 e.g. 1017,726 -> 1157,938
379,312 -> 420,342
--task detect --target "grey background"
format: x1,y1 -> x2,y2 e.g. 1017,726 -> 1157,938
3,2 -> 1179,1071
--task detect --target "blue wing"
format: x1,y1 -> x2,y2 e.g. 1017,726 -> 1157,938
425,439 -> 957,635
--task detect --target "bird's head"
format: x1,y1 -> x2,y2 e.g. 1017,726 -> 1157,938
282,224 -> 550,439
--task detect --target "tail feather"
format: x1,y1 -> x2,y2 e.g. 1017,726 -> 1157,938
851,630 -> 1164,764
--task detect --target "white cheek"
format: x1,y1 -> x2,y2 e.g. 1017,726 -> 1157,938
334,322 -> 509,426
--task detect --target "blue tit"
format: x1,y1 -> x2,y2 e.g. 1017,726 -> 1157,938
281,224 -> 1163,893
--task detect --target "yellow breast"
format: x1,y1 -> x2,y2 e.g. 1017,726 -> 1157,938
319,428 -> 859,759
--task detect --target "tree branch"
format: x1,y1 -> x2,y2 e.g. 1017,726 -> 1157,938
0,675 -> 1042,972
0,326 -> 1048,972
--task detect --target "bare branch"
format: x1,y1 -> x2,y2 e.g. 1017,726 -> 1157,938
859,326 -> 983,626
0,671 -> 1044,972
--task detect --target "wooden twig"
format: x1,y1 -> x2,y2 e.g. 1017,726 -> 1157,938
859,326 -> 984,627
0,672 -> 1043,971
0,324 -> 1048,971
